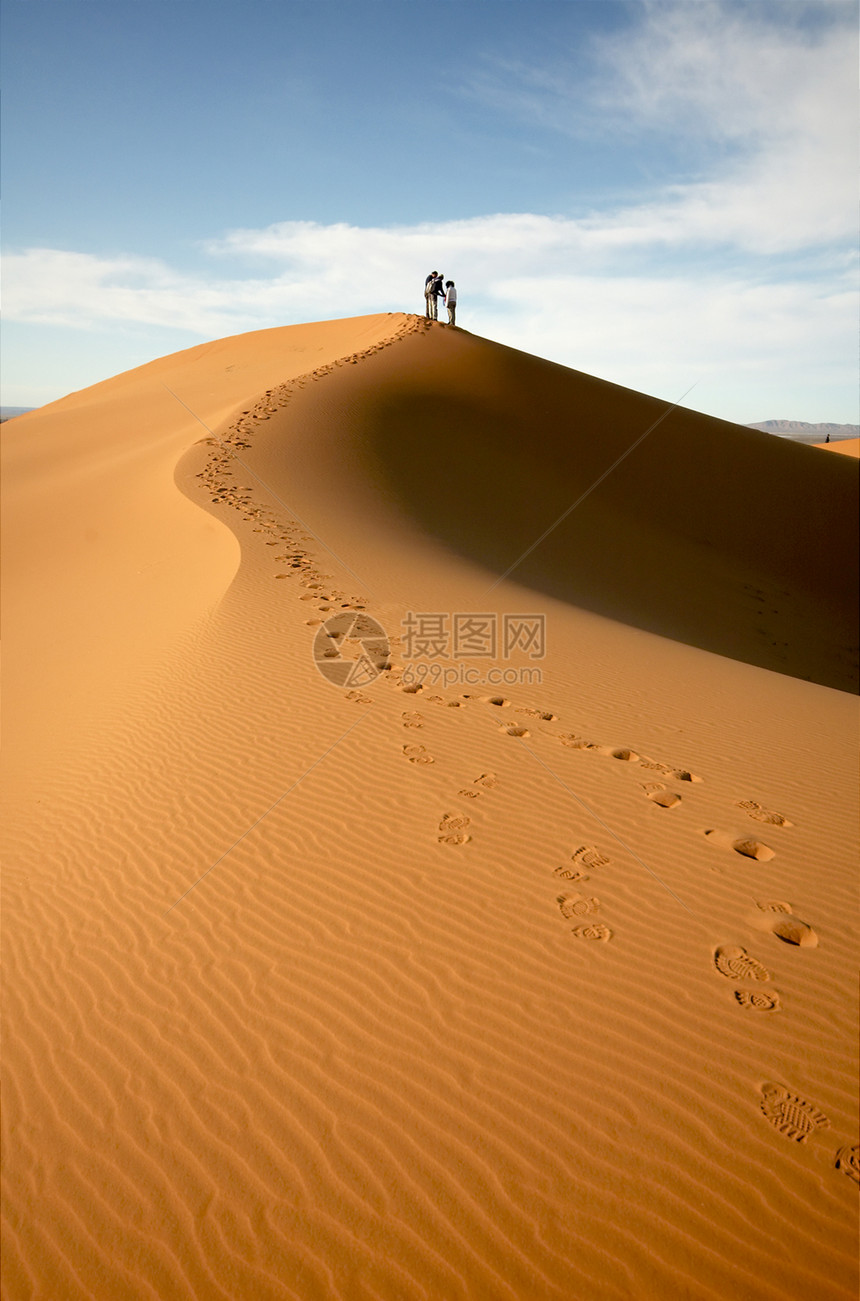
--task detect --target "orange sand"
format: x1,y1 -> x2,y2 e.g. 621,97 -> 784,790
814,437 -> 860,457
3,314 -> 858,1300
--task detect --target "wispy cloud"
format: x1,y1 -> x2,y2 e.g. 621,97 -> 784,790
4,1 -> 856,420
5,205 -> 856,421
3,248 -> 269,334
467,0 -> 857,252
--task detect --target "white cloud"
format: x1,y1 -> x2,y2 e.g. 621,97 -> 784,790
4,217 -> 856,422
585,0 -> 858,253
588,0 -> 848,133
2,248 -> 268,334
479,271 -> 858,417
468,0 -> 856,255
4,3 -> 856,420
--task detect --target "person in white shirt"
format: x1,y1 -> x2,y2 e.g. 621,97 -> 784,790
444,280 -> 457,326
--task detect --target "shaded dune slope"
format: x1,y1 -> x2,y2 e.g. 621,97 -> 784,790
255,326 -> 855,690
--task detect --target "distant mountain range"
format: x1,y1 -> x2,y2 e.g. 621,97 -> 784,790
746,420 -> 859,444
0,407 -> 36,422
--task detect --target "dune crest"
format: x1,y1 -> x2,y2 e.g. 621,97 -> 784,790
3,315 -> 857,1300
814,437 -> 860,457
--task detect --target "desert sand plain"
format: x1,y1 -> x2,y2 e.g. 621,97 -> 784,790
2,313 -> 858,1300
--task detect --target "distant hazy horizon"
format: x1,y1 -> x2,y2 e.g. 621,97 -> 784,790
3,395 -> 857,445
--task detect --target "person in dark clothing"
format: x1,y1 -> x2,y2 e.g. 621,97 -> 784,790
424,271 -> 437,319
424,271 -> 444,320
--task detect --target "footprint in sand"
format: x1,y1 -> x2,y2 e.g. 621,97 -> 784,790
557,893 -> 601,919
571,922 -> 613,942
438,813 -> 471,845
501,724 -> 530,737
736,800 -> 793,827
516,706 -> 556,720
732,837 -> 775,860
703,830 -> 775,861
638,760 -> 702,782
759,1083 -> 830,1143
611,748 -> 640,762
734,990 -> 782,1012
768,914 -> 818,947
403,744 -> 434,765
483,695 -> 511,708
572,845 -> 611,870
642,783 -> 682,809
401,711 -> 424,728
835,1144 -> 860,1184
459,772 -> 497,799
755,899 -> 792,914
649,791 -> 682,809
714,945 -> 771,982
345,690 -> 372,704
554,865 -> 590,883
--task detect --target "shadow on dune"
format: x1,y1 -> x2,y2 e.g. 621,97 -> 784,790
359,330 -> 858,693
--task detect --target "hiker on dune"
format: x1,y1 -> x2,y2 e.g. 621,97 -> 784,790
424,271 -> 437,319
444,279 -> 457,326
424,271 -> 444,321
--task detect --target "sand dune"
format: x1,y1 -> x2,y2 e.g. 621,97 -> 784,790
3,314 -> 857,1300
815,437 -> 860,457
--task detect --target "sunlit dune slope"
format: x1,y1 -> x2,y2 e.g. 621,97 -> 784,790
233,323 -> 858,692
815,437 -> 860,457
1,314 -> 406,773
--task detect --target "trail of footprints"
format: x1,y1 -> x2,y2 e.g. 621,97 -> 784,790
410,695 -> 847,1167
554,845 -> 614,941
435,772 -> 498,846
193,315 -> 423,620
192,317 -> 855,1184
427,704 -> 845,1167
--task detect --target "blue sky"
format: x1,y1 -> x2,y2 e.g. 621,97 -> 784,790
2,0 -> 857,423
